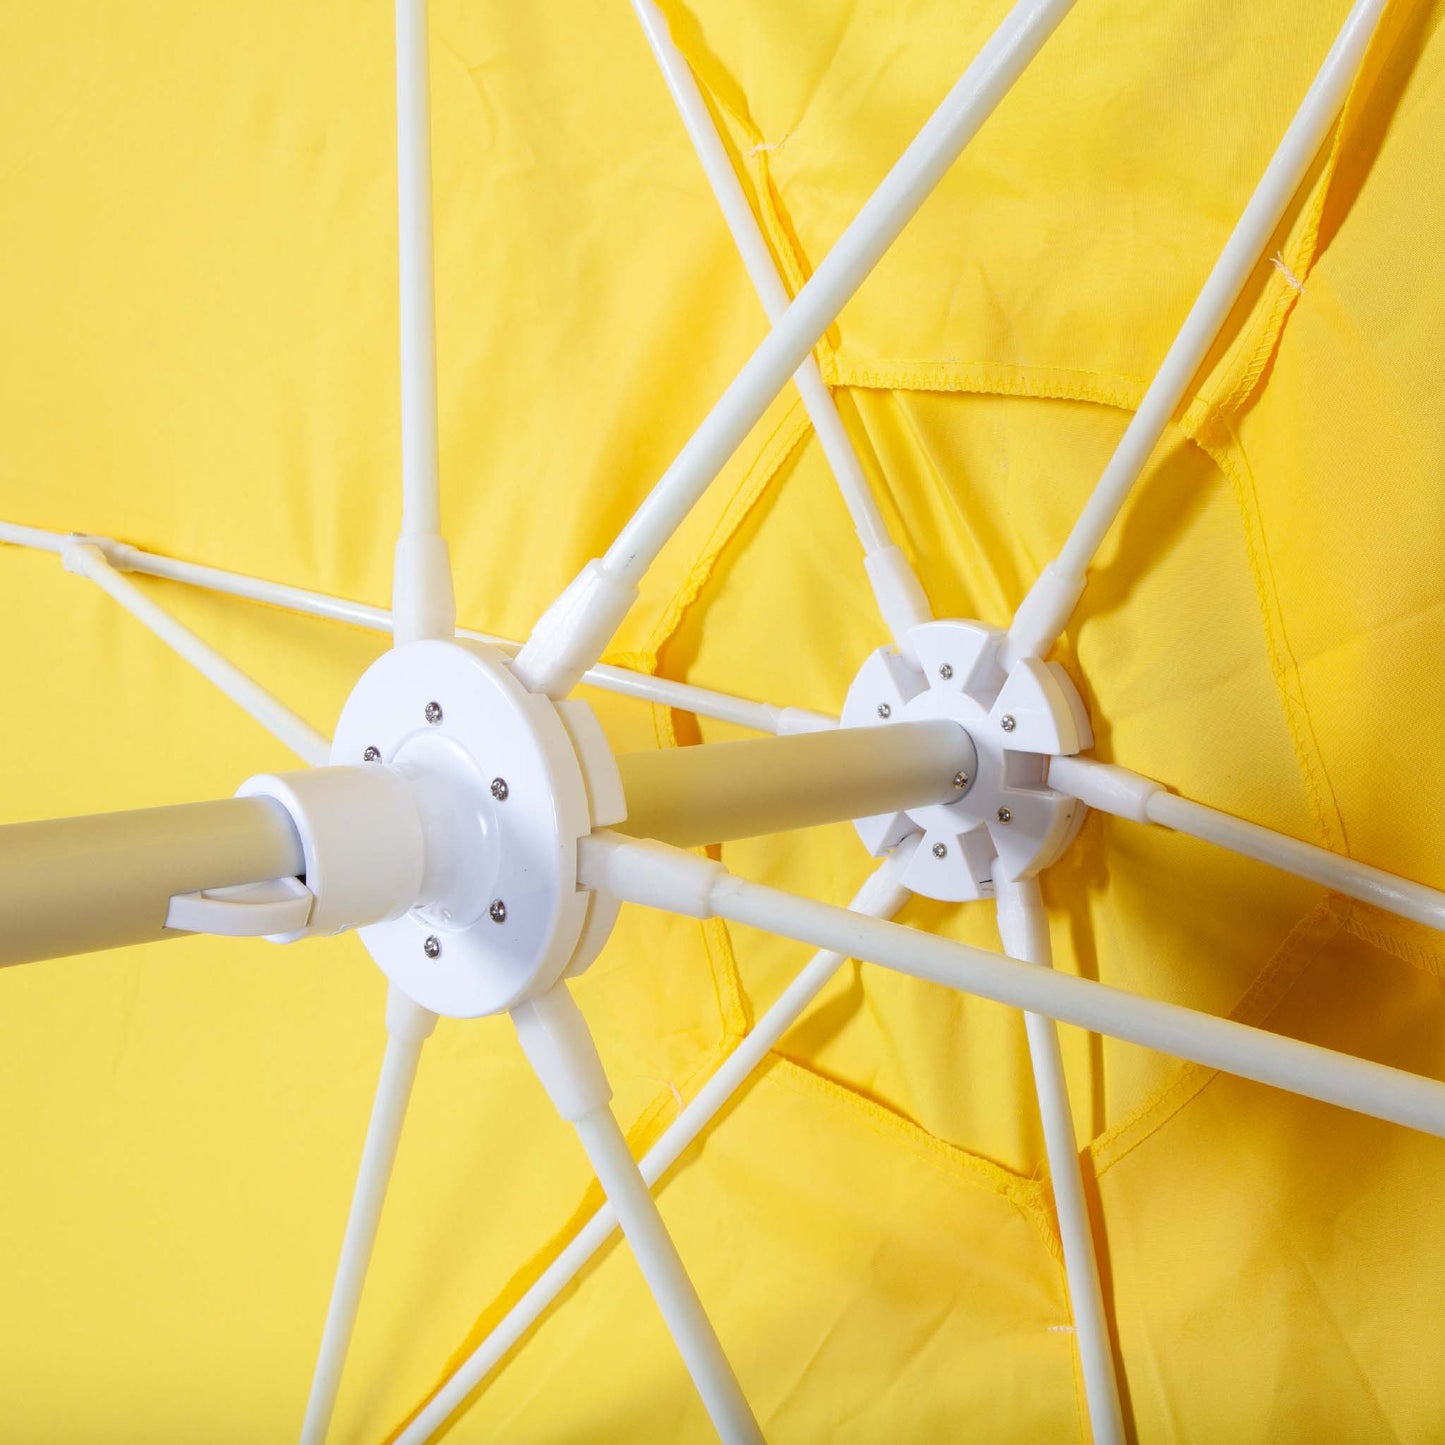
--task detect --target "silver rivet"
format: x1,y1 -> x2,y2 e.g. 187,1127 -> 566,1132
423,935 -> 441,959
932,841 -> 947,858
997,807 -> 1013,824
362,745 -> 381,763
1000,714 -> 1017,733
938,663 -> 954,680
952,771 -> 969,789
424,700 -> 443,725
490,777 -> 509,802
489,899 -> 507,924
877,703 -> 892,719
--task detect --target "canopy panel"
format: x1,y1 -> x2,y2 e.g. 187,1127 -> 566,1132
0,0 -> 1441,1439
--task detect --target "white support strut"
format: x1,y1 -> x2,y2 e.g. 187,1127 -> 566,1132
300,986 -> 438,1445
395,853 -> 913,1445
995,874 -> 1123,1445
512,985 -> 762,1445
1004,0 -> 1390,668
581,832 -> 1445,1138
0,522 -> 832,736
512,0 -> 1079,699
629,0 -> 932,655
62,542 -> 330,767
392,0 -> 457,646
1049,755 -> 1445,933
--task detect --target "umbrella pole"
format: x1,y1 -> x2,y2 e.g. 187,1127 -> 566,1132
391,0 -> 455,647
1004,0 -> 1390,669
2,521 -> 835,735
300,985 -> 438,1445
1050,755 -> 1445,933
512,985 -> 763,1445
393,852 -> 913,1445
629,0 -> 933,659
996,875 -> 1124,1445
512,0 -> 1079,699
582,832 -> 1445,1138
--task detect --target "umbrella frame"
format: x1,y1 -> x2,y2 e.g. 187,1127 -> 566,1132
0,0 -> 1424,1442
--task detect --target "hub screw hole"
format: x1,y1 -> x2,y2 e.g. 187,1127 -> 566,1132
1000,714 -> 1017,733
489,899 -> 508,924
877,703 -> 892,719
938,663 -> 954,680
997,807 -> 1013,824
423,935 -> 441,959
932,841 -> 948,858
424,700 -> 443,725
952,771 -> 969,789
490,777 -> 509,801
362,745 -> 381,763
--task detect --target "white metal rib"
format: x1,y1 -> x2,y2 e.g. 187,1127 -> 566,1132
994,874 -> 1124,1445
63,542 -> 330,767
394,851 -> 913,1444
581,833 -> 1445,1138
1049,754 -> 1445,933
1003,0 -> 1390,668
512,0 -> 1079,698
0,525 -> 833,736
629,0 -> 932,656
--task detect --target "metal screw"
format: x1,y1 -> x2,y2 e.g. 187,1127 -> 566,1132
424,700 -> 443,725
877,703 -> 892,719
489,899 -> 507,924
490,777 -> 509,802
423,935 -> 441,959
997,807 -> 1013,825
938,663 -> 954,680
1000,714 -> 1017,733
952,771 -> 970,789
362,745 -> 381,763
932,841 -> 948,858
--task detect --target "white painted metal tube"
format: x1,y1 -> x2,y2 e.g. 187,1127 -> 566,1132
1004,0 -> 1389,667
1048,755 -> 1445,934
0,523 -> 830,735
63,543 -> 330,766
514,0 -> 1077,697
570,1107 -> 763,1445
581,834 -> 1445,1137
0,795 -> 304,967
630,0 -> 928,637
513,984 -> 761,1444
300,986 -> 438,1445
614,720 -> 974,848
995,875 -> 1123,1445
394,855 -> 911,1445
392,0 -> 455,644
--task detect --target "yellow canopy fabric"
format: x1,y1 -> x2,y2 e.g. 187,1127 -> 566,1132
1,0 -> 1442,1439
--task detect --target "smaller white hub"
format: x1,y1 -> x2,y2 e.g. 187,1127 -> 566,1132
330,640 -> 623,1018
842,620 -> 1091,901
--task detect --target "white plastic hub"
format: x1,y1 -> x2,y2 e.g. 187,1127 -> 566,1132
841,619 -> 1092,901
330,639 -> 624,1018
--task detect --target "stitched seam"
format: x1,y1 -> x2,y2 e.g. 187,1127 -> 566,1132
1345,901 -> 1445,979
1090,896 -> 1348,1177
1186,414 -> 1347,854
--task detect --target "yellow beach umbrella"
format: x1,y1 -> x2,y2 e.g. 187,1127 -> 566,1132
0,0 -> 1441,1441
